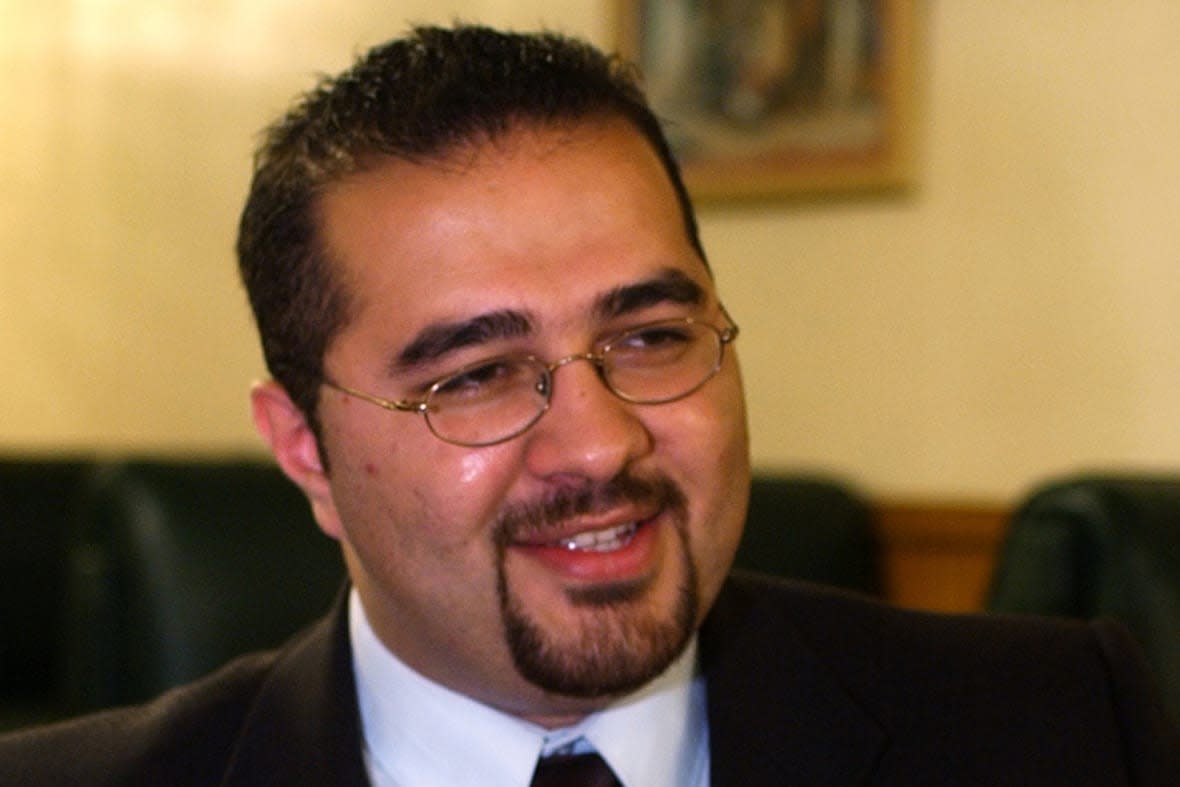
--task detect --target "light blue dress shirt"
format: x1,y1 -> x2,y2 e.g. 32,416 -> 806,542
349,590 -> 710,787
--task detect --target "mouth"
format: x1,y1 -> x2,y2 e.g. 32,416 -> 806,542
509,514 -> 662,583
550,521 -> 639,553
496,474 -> 687,584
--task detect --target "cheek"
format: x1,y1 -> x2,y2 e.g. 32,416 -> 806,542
458,450 -> 499,485
653,368 -> 748,469
332,415 -> 521,550
651,371 -> 749,577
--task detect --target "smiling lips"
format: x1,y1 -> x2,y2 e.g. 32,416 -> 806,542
553,522 -> 639,552
510,511 -> 662,583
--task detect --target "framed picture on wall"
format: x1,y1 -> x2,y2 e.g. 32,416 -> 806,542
616,0 -> 917,201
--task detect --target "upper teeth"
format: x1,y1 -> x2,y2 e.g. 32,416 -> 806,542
559,522 -> 638,552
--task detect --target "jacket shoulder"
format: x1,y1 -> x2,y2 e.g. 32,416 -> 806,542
0,651 -> 276,787
714,571 -> 1143,670
704,573 -> 1180,784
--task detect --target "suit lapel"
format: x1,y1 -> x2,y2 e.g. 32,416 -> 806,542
220,590 -> 371,786
701,576 -> 887,786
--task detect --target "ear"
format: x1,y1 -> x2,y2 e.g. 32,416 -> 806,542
250,380 -> 346,541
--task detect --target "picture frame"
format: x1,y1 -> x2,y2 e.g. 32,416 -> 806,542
615,0 -> 918,201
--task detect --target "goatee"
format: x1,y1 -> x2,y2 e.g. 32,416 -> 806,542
493,472 -> 698,697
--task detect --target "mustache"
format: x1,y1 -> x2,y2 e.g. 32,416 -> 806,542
494,472 -> 687,546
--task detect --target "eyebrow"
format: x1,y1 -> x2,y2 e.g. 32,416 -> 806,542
593,267 -> 706,321
395,310 -> 533,371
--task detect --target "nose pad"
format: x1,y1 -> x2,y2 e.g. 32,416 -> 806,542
544,353 -> 619,411
533,354 -> 602,400
538,353 -> 611,407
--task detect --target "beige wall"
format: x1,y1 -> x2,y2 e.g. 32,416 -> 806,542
3,2 -> 1178,502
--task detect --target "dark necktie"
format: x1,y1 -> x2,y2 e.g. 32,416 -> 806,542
528,750 -> 623,787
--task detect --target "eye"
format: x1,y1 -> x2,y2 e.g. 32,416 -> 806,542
430,357 -> 535,403
609,323 -> 696,361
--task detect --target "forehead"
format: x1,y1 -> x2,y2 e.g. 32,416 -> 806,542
316,119 -> 710,352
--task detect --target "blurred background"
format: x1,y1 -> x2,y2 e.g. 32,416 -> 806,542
3,1 -> 1180,726
3,2 -> 1179,602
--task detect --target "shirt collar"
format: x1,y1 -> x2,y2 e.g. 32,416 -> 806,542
349,589 -> 708,787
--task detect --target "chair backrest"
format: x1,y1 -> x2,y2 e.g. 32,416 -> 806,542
987,474 -> 1180,720
734,475 -> 879,595
63,459 -> 344,711
0,458 -> 92,728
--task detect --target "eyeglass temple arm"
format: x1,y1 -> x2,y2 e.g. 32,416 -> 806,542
322,379 -> 426,413
718,303 -> 740,342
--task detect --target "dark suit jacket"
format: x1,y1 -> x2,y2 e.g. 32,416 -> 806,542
2,573 -> 1177,786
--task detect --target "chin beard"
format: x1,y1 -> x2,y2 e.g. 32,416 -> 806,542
492,472 -> 698,698
500,556 -> 699,698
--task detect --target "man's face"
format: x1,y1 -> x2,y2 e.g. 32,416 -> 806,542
282,118 -> 748,726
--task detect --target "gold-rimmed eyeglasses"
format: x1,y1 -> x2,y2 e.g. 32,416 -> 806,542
322,313 -> 739,447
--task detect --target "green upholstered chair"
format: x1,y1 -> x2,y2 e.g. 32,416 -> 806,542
734,475 -> 879,596
987,474 -> 1180,721
0,458 -> 92,730
62,459 -> 344,712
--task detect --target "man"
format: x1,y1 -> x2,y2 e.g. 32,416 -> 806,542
1,23 -> 1177,786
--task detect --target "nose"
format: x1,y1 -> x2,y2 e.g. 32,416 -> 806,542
522,355 -> 653,483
